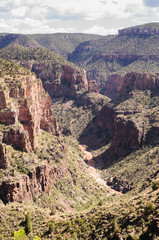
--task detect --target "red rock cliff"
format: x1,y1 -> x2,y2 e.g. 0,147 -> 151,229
0,71 -> 59,152
120,72 -> 159,95
21,62 -> 88,98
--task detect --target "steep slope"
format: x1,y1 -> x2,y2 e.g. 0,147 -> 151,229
0,44 -> 88,99
68,22 -> 159,96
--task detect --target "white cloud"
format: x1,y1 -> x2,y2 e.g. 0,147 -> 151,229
0,0 -> 158,34
11,6 -> 28,17
83,25 -> 118,35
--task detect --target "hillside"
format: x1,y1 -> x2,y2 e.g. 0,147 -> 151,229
0,34 -> 41,49
0,44 -> 88,99
29,33 -> 102,58
68,22 -> 159,96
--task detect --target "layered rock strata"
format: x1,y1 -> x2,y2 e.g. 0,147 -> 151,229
96,71 -> 159,156
0,71 -> 59,152
0,148 -> 67,203
21,63 -> 88,98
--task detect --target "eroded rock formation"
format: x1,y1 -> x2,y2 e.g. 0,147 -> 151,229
96,71 -> 159,156
118,27 -> 159,35
0,156 -> 67,203
21,62 -> 88,98
104,74 -> 123,98
120,72 -> 159,95
0,72 -> 59,152
92,54 -> 159,62
88,80 -> 99,93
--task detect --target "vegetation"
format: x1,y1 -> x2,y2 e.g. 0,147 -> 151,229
29,33 -> 101,58
0,23 -> 159,240
68,23 -> 159,92
52,92 -> 110,139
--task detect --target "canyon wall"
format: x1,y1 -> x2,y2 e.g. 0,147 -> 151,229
0,144 -> 67,204
92,54 -> 159,62
0,74 -> 59,152
96,71 -> 159,156
21,62 -> 88,98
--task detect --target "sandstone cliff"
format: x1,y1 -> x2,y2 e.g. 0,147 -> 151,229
0,59 -> 66,203
0,147 -> 66,203
0,61 -> 59,152
120,72 -> 159,95
0,44 -> 89,99
118,26 -> 159,35
103,74 -> 123,98
96,71 -> 159,157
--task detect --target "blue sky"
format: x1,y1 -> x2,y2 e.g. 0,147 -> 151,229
0,0 -> 159,35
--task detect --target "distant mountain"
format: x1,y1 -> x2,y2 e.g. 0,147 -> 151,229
29,33 -> 102,58
68,22 -> 159,96
0,33 -> 40,49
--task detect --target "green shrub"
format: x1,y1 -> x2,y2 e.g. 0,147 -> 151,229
144,202 -> 156,215
50,209 -> 56,215
152,181 -> 159,191
14,229 -> 27,240
49,223 -> 54,233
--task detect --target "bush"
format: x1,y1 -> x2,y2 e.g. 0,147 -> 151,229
144,202 -> 156,215
49,223 -> 54,233
14,229 -> 27,240
152,181 -> 159,191
50,209 -> 56,215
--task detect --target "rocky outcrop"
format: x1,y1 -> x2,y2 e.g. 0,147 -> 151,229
88,80 -> 99,93
104,74 -> 123,98
0,157 -> 66,203
3,126 -> 31,152
21,62 -> 88,99
118,27 -> 159,35
107,176 -> 132,193
96,105 -> 116,137
0,72 -> 59,152
95,71 -> 159,157
92,54 -> 159,62
109,118 -> 143,154
120,72 -> 159,95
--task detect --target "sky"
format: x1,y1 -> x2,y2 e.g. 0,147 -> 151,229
0,0 -> 159,35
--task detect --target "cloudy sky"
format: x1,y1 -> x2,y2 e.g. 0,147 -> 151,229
0,0 -> 159,35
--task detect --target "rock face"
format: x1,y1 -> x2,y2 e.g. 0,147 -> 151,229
21,62 -> 88,99
0,71 -> 59,152
109,118 -> 143,154
93,54 -> 159,62
0,156 -> 67,203
95,71 -> 159,157
88,80 -> 99,93
3,126 -> 32,152
118,27 -> 159,35
103,74 -> 123,98
120,72 -> 159,95
0,61 -> 67,203
107,176 -> 132,193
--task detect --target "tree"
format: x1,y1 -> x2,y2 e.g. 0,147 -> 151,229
25,212 -> 32,234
